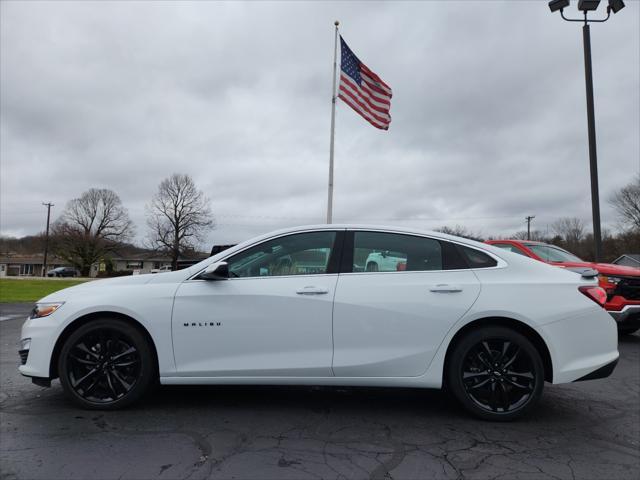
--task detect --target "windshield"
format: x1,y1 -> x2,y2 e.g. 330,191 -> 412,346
525,244 -> 584,263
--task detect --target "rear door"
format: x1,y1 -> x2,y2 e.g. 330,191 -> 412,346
332,231 -> 483,377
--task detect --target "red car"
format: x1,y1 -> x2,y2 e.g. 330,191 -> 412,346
485,240 -> 640,335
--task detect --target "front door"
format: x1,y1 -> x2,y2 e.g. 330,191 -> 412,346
172,230 -> 342,377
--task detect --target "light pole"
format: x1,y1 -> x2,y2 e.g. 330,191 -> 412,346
548,0 -> 625,262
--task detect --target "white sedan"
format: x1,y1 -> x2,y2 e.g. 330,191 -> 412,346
19,225 -> 619,421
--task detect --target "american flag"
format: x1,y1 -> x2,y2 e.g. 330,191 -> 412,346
338,36 -> 392,130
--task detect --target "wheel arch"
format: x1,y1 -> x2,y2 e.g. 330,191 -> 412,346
49,311 -> 160,380
443,316 -> 553,383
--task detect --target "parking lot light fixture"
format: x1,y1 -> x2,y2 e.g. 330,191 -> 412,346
549,0 -> 570,12
608,0 -> 625,14
578,0 -> 601,11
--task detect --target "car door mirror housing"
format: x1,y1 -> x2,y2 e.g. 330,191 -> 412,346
199,262 -> 229,280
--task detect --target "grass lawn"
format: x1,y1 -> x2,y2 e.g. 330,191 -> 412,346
0,279 -> 89,303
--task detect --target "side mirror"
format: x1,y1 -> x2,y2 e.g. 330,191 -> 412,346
199,262 -> 229,280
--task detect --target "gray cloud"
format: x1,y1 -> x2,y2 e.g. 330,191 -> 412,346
1,0 -> 638,246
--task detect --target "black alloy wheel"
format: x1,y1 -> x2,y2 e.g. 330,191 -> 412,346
58,319 -> 155,409
447,326 -> 544,421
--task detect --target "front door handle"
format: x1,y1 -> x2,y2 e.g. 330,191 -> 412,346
429,284 -> 463,293
296,286 -> 329,295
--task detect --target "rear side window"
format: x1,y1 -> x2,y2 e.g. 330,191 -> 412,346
458,245 -> 498,268
353,232 -> 442,272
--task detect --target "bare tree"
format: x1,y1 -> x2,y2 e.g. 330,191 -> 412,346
512,230 -> 548,242
53,188 -> 133,276
551,217 -> 585,247
610,175 -> 640,231
147,174 -> 214,269
435,225 -> 484,242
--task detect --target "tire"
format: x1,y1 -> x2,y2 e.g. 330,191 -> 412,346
446,326 -> 544,421
366,262 -> 379,272
58,318 -> 155,410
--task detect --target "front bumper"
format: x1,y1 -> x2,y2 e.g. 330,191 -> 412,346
18,314 -> 62,380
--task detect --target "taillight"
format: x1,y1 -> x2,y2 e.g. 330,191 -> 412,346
579,286 -> 607,307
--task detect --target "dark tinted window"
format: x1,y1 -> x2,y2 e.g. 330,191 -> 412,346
458,245 -> 498,268
227,231 -> 337,277
441,241 -> 469,270
353,232 -> 442,272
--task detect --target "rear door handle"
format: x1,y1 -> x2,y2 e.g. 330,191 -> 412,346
429,284 -> 463,293
296,286 -> 329,295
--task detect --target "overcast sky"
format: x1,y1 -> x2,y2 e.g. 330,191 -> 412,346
1,0 -> 638,246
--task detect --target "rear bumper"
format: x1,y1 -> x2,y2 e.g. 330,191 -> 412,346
540,306 -> 619,384
573,358 -> 618,382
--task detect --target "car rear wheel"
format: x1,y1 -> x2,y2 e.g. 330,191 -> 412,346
366,262 -> 379,272
58,319 -> 155,410
447,326 -> 544,421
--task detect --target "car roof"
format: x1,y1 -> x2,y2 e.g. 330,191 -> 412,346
247,224 -> 489,249
488,239 -> 546,245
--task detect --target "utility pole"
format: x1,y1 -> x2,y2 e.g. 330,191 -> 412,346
42,202 -> 54,277
526,215 -> 536,241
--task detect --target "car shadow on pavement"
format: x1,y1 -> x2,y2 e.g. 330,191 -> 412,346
618,333 -> 640,344
144,384 -> 461,416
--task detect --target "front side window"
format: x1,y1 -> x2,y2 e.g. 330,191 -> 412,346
227,231 -> 337,278
353,232 -> 443,272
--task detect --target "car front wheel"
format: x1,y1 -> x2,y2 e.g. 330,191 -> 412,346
447,326 -> 544,421
58,319 -> 155,410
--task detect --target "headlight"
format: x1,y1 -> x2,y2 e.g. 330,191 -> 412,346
30,302 -> 64,319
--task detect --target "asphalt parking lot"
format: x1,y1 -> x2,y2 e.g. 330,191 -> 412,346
1,302 -> 638,480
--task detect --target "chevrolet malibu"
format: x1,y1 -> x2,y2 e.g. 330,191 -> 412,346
19,225 -> 619,421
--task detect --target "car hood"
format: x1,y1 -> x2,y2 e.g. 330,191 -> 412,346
36,269 -> 197,303
553,261 -> 640,277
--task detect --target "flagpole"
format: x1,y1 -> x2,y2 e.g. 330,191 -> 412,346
327,20 -> 339,224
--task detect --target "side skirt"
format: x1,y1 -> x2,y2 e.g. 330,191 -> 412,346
160,376 -> 439,389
